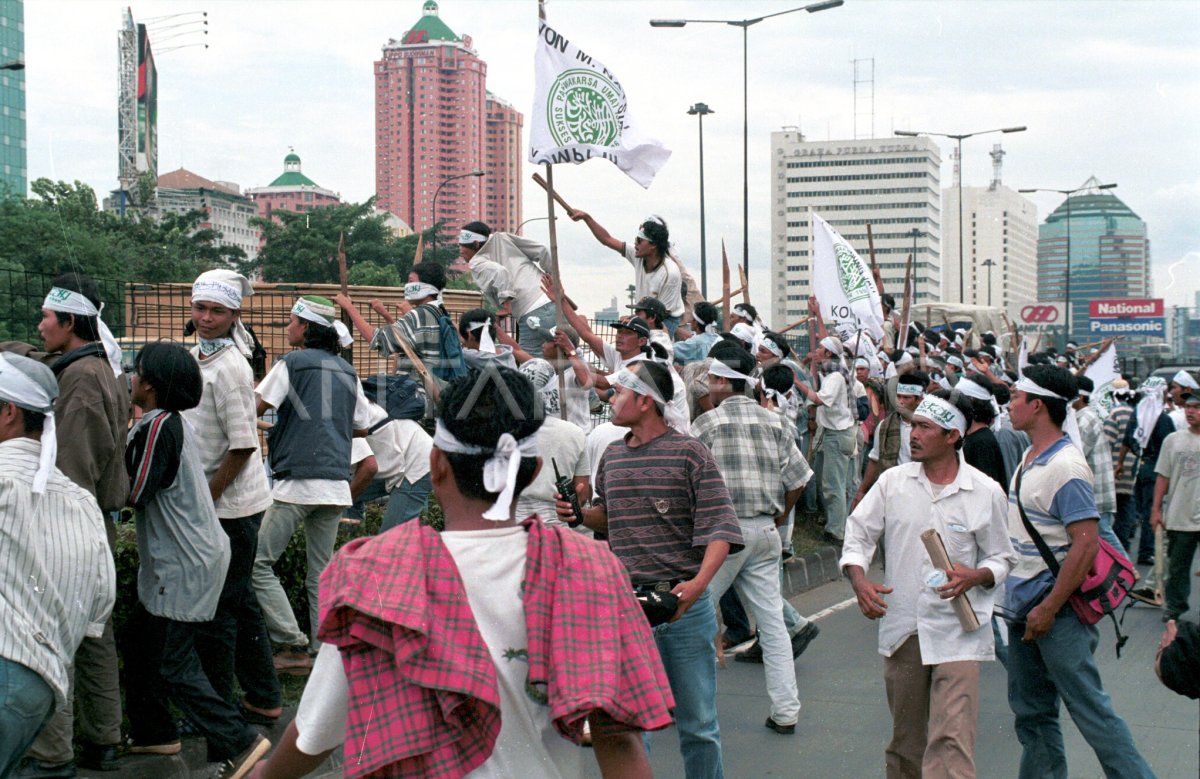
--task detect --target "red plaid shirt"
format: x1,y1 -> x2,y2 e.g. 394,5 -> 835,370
318,518 -> 675,778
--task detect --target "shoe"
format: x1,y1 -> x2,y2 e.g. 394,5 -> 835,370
735,638 -> 763,664
78,742 -> 119,771
240,699 -> 282,726
124,738 -> 182,756
764,716 -> 796,735
1128,587 -> 1158,605
12,760 -> 77,779
213,734 -> 271,779
790,622 -> 821,659
1164,613 -> 1181,623
273,645 -> 313,675
781,548 -> 795,563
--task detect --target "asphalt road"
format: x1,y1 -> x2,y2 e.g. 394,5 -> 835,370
583,565 -> 1199,779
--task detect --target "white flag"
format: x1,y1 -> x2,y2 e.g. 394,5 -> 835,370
1018,336 -> 1029,377
810,211 -> 885,341
530,20 -> 670,188
1084,341 -> 1120,389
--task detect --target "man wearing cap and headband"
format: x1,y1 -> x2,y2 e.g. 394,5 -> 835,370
249,368 -> 674,779
842,389 -> 1014,779
0,353 -> 115,777
852,371 -> 930,511
2,272 -> 129,773
796,334 -> 857,543
251,296 -> 375,676
1165,369 -> 1198,431
558,358 -> 742,778
569,209 -> 686,335
1004,365 -> 1155,779
183,270 -> 284,729
1150,389 -> 1200,624
692,344 -> 814,736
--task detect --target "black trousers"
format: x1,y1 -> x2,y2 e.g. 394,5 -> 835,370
120,603 -> 255,762
195,513 -> 282,710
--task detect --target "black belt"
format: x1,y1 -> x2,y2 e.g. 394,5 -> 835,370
633,579 -> 683,594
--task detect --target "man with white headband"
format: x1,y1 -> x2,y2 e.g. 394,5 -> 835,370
692,344 -> 814,736
2,272 -> 130,773
1116,376 -> 1176,567
1166,368 -> 1198,431
1150,389 -> 1200,625
558,358 -> 742,778
460,220 -> 559,354
0,354 -> 115,776
1103,379 -> 1139,551
457,307 -> 517,371
796,333 -> 856,542
1005,365 -> 1155,779
842,389 -> 1014,779
673,301 -> 722,366
183,270 -> 283,729
252,296 -> 375,676
956,375 -> 1009,490
852,370 -> 930,511
569,209 -> 686,335
251,368 -> 674,778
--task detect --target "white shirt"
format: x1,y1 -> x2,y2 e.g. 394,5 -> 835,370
362,404 -> 432,491
256,359 -> 374,507
815,371 -> 854,431
868,419 -> 912,465
293,526 -> 583,778
622,244 -> 684,317
841,456 -> 1017,665
515,417 -> 588,526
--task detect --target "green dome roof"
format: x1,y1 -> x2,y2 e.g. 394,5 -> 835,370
284,152 -> 301,163
405,0 -> 459,43
270,151 -> 318,188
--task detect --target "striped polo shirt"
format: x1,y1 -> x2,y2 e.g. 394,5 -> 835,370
595,429 -> 742,584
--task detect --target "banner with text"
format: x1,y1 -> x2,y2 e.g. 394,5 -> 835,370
811,212 -> 885,342
530,20 -> 670,188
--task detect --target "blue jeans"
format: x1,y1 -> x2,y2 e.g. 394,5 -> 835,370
1097,512 -> 1128,561
651,589 -> 723,779
663,315 -> 680,337
1133,472 -> 1156,562
518,301 -> 558,355
1007,607 -> 1155,779
1112,493 -> 1137,552
0,658 -> 54,776
345,475 -> 433,531
1165,530 -> 1200,619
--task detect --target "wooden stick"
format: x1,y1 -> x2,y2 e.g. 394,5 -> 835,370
708,286 -> 744,305
337,231 -> 352,353
777,315 -> 811,335
532,172 -> 576,214
738,265 -> 750,306
866,223 -> 877,270
545,164 -> 568,421
721,240 -> 731,328
897,252 -> 914,351
413,233 -> 424,266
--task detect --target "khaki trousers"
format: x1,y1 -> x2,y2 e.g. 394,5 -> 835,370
883,635 -> 979,779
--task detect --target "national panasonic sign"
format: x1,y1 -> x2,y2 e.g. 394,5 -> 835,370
1088,298 -> 1165,337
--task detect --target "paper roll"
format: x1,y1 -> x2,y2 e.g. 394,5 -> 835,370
921,528 -> 982,632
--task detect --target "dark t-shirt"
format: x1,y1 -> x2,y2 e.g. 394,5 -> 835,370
594,429 -> 742,584
963,427 -> 1008,491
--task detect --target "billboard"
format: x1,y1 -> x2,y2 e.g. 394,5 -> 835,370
1088,298 -> 1163,318
136,22 -> 157,176
1014,302 -> 1065,332
1089,318 -> 1165,336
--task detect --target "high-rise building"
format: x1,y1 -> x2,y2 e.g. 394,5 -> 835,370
0,0 -> 25,197
770,131 -> 942,328
1035,177 -> 1151,344
374,1 -> 521,237
157,168 -> 259,263
245,151 -> 341,226
941,184 -> 1038,313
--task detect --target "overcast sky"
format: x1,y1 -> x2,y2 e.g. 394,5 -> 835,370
24,0 -> 1200,327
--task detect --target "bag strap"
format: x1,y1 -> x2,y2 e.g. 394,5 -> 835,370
1014,465 -> 1062,578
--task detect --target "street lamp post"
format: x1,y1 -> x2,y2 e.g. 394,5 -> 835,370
687,102 -> 714,298
981,258 -> 995,306
431,169 -> 484,251
894,125 -> 1026,304
651,0 -> 843,282
1019,181 -> 1117,346
517,216 -> 550,234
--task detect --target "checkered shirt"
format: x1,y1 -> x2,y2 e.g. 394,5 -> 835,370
1077,405 -> 1116,515
690,395 -> 813,518
318,517 -> 675,778
371,303 -> 444,380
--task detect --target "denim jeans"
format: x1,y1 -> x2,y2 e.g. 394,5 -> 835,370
252,500 -> 344,647
663,315 -> 680,337
1096,512 -> 1128,561
518,301 -> 558,354
1165,530 -> 1200,619
719,589 -> 753,645
195,512 -> 281,710
706,517 -> 800,725
1112,493 -> 1137,552
1133,473 -> 1156,562
816,425 -> 856,539
0,657 -> 54,776
1007,606 -> 1155,779
651,589 -> 724,779
344,474 -> 433,531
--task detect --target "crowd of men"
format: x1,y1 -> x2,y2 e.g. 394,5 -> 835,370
1,212 -> 1197,779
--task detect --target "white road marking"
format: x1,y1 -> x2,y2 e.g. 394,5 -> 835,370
809,597 -> 858,622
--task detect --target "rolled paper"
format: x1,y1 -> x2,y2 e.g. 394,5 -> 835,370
921,528 -> 982,632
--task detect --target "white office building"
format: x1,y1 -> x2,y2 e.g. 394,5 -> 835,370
770,132 -> 942,329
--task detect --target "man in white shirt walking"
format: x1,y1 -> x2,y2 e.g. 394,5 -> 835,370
841,391 -> 1015,779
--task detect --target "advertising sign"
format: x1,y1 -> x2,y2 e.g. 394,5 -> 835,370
136,22 -> 157,176
1089,318 -> 1165,336
1014,302 -> 1065,332
1088,299 -> 1164,318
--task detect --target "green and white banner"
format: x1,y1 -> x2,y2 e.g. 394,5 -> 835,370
530,20 -> 670,188
810,211 -> 885,341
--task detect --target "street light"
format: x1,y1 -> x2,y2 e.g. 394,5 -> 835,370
517,216 -> 550,234
651,0 -> 843,282
981,258 -> 996,306
687,102 -> 714,298
1019,181 -> 1118,346
431,169 -> 484,250
0,61 -> 24,71
894,125 -> 1026,304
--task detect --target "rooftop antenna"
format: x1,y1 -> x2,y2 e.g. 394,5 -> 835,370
989,143 -> 1005,190
852,58 -> 874,140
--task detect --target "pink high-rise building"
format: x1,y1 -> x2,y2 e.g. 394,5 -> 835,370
375,1 -> 522,237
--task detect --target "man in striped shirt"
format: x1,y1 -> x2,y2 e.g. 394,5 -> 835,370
561,359 -> 742,779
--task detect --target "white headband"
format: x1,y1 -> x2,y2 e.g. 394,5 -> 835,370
458,229 -> 488,245
730,322 -> 757,346
42,287 -> 123,377
0,355 -> 57,493
468,317 -> 496,354
895,351 -> 914,367
914,395 -> 967,436
692,309 -> 718,335
819,336 -> 843,356
955,377 -> 991,401
613,365 -> 687,432
404,281 -> 441,302
432,420 -> 540,521
708,359 -> 756,384
854,357 -> 870,369
733,305 -> 754,322
1014,375 -> 1073,403
292,298 -> 335,327
946,355 -> 964,369
191,270 -> 253,310
757,337 -> 784,360
896,382 -> 926,397
333,321 -> 354,348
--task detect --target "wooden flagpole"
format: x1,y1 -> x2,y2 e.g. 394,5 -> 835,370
897,252 -> 914,351
777,315 -> 811,335
738,264 -> 750,306
721,240 -> 731,329
543,164 -> 568,420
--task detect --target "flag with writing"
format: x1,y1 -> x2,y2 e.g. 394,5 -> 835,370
810,211 -> 885,341
1085,340 -> 1122,418
530,19 -> 670,188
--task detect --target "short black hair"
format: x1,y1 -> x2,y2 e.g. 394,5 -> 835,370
135,341 -> 203,412
693,301 -> 720,329
992,382 -> 1011,406
411,261 -> 447,291
1021,364 -> 1075,427
1076,375 -> 1094,394
709,342 -> 755,392
930,389 -> 975,450
458,308 -> 496,341
49,272 -> 102,342
733,302 -> 759,322
982,332 -> 998,347
961,372 -> 996,426
880,293 -> 896,312
439,367 -> 543,503
461,220 -> 492,245
639,219 -> 670,258
1,402 -> 46,434
760,331 -> 791,359
761,363 -> 795,396
631,360 -> 673,417
301,319 -> 342,355
905,369 -> 930,389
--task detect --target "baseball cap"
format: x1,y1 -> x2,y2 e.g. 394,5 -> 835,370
612,316 -> 651,340
628,297 -> 667,323
1181,392 -> 1200,405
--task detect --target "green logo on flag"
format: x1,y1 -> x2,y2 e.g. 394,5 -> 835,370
547,68 -> 622,147
835,244 -> 869,304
